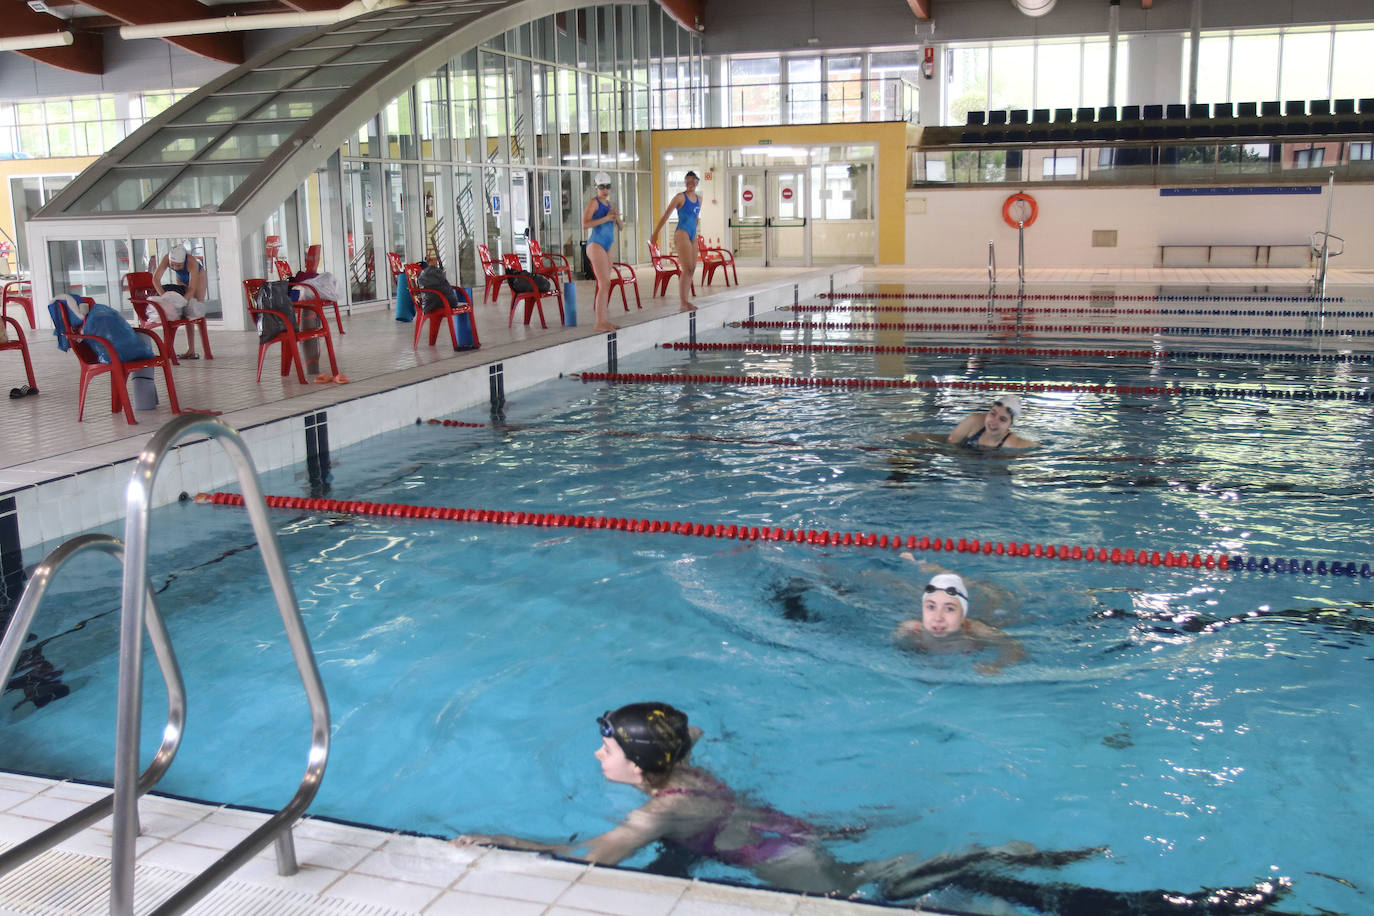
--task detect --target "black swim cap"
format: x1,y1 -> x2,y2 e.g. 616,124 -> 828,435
597,702 -> 690,774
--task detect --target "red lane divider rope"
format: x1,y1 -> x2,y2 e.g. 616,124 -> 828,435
197,492 -> 1373,577
789,303 -> 1374,318
572,372 -> 1370,403
818,292 -> 1350,304
196,491 -> 1233,571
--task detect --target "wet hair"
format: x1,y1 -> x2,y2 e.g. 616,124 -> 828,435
599,702 -> 691,780
684,170 -> 699,180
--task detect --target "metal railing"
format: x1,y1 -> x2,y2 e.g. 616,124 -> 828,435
987,240 -> 997,284
0,414 -> 331,916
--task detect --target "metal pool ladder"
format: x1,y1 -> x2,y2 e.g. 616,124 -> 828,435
0,414 -> 331,916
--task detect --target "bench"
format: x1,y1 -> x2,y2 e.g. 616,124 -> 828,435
1156,243 -> 1313,268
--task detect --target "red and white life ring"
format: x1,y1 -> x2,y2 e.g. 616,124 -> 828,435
1002,192 -> 1038,229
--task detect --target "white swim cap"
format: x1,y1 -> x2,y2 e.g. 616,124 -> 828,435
925,573 -> 969,616
594,171 -> 612,186
169,244 -> 187,265
993,393 -> 1022,421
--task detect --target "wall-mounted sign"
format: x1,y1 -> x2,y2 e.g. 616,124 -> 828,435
542,189 -> 552,215
492,194 -> 502,214
781,187 -> 794,201
742,188 -> 755,203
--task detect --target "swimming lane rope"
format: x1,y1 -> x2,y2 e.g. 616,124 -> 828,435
659,341 -> 1374,364
196,492 -> 1372,578
818,292 -> 1352,304
732,319 -> 1374,339
789,303 -> 1374,318
573,372 -> 1372,403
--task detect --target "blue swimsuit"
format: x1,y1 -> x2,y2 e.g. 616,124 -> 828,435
963,427 -> 1007,450
675,193 -> 701,242
588,199 -> 614,251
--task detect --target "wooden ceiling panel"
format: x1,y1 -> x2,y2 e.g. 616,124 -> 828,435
81,0 -> 244,63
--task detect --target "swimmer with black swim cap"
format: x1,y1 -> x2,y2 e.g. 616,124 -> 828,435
597,702 -> 691,782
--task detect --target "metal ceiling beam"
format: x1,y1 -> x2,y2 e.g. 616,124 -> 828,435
0,3 -> 103,73
279,0 -> 357,10
80,0 -> 245,63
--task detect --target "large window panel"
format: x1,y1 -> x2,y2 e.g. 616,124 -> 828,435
419,70 -> 451,161
151,163 -> 255,210
825,55 -> 863,122
1280,29 -> 1332,102
173,94 -> 272,124
508,58 -> 534,165
1230,32 -> 1279,103
730,58 -> 779,126
989,44 -> 1033,111
69,168 -> 176,212
1033,40 -> 1078,112
383,90 -> 418,160
245,93 -> 333,121
204,122 -> 303,161
948,47 -> 989,125
1331,28 -> 1374,100
122,126 -> 225,164
452,50 -> 478,163
480,51 -> 509,162
787,58 -> 821,124
1195,34 -> 1231,104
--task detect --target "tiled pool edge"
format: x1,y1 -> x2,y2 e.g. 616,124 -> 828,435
0,773 -> 914,915
5,268 -> 860,552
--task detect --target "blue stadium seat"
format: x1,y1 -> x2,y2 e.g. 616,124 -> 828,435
1009,109 -> 1029,124
1142,104 -> 1163,120
966,111 -> 986,126
1032,108 -> 1051,123
1309,99 -> 1330,116
1284,100 -> 1306,116
1165,103 -> 1186,119
1213,102 -> 1233,118
988,109 -> 1008,125
1188,103 -> 1209,119
1053,107 -> 1073,123
1236,102 -> 1258,117
1097,106 -> 1118,122
1260,101 -> 1280,117
1121,104 -> 1141,120
1333,99 -> 1355,115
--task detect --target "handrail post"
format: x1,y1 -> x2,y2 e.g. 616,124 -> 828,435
1317,169 -> 1335,298
113,414 -> 330,916
1017,222 -> 1026,285
987,240 -> 997,285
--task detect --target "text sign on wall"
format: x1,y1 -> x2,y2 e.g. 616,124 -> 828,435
1159,186 -> 1322,196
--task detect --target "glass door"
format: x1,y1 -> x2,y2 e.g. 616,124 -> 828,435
765,169 -> 808,266
728,167 -> 809,266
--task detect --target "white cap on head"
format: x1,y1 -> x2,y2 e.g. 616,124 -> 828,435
169,244 -> 187,265
926,573 -> 969,616
993,393 -> 1022,421
594,171 -> 612,186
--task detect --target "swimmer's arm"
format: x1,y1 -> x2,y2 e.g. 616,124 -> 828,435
454,806 -> 669,866
893,618 -> 924,641
1005,432 -> 1039,450
650,194 -> 685,243
946,414 -> 980,444
968,620 -> 1026,673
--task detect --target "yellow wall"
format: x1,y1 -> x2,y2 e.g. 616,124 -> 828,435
649,122 -> 910,265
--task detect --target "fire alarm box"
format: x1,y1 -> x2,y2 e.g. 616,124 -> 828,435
922,46 -> 935,79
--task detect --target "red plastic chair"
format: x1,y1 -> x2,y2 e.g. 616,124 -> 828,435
280,253 -> 345,335
273,259 -> 294,281
243,279 -> 339,383
607,262 -> 641,311
122,271 -> 214,364
2,280 -> 34,329
697,236 -> 736,287
53,297 -> 181,424
386,251 -> 404,282
478,244 -> 513,304
528,238 -> 572,290
403,262 -> 480,349
647,242 -> 693,297
1,312 -> 37,393
499,254 -> 563,329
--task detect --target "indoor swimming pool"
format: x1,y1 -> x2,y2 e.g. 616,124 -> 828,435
3,282 -> 1369,914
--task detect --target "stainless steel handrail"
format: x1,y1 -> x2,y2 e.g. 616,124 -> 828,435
1017,223 -> 1026,285
113,414 -> 331,916
987,240 -> 997,284
0,533 -> 186,877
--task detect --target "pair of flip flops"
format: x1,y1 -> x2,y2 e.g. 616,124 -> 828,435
178,352 -> 201,360
314,373 -> 350,384
9,384 -> 37,399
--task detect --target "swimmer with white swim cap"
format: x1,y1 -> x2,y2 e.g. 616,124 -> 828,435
947,393 -> 1038,450
895,572 -> 1026,673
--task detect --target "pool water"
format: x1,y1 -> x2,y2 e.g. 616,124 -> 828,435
3,283 -> 1370,914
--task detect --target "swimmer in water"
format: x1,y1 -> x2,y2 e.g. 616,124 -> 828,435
894,573 -> 1026,673
946,393 -> 1038,451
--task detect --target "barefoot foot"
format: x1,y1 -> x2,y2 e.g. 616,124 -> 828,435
679,303 -> 697,312
594,321 -> 618,332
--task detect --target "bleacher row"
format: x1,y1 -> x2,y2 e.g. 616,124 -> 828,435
959,98 -> 1374,143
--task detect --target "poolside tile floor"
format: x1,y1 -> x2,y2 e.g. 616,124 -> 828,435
2,264 -> 1370,914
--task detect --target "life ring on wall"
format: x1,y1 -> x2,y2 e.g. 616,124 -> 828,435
1002,192 -> 1038,228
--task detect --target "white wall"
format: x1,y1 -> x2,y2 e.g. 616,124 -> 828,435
904,183 -> 1374,269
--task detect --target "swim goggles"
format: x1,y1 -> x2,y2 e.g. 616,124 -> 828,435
597,713 -> 615,738
596,183 -> 611,189
924,583 -> 969,600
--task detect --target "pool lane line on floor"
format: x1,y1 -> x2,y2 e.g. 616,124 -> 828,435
573,372 -> 1374,402
819,292 -> 1353,303
789,303 -> 1374,318
198,492 -> 1374,579
659,342 -> 1374,363
732,319 -> 1374,338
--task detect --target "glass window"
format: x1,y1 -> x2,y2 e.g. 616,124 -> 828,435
69,167 -> 176,212
1230,32 -> 1279,103
989,44 -> 1033,111
151,163 -> 255,209
1195,34 -> 1231,104
1280,29 -> 1332,102
1331,27 -> 1374,101
729,58 -> 779,127
173,94 -> 273,124
786,58 -> 821,124
204,123 -> 303,161
480,51 -> 508,161
420,69 -> 451,161
124,126 -> 229,163
452,50 -> 478,162
947,46 -> 989,126
1080,40 -> 1114,110
245,93 -> 332,121
217,69 -> 309,93
509,58 -> 534,165
825,56 -> 863,122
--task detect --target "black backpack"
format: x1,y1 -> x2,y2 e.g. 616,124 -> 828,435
255,279 -> 298,343
417,264 -> 458,314
506,269 -> 553,295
